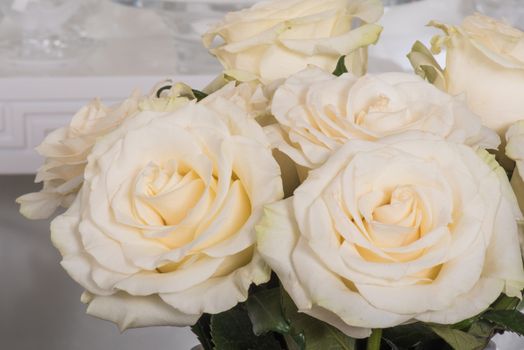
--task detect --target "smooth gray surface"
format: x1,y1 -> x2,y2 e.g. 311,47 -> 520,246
0,175 -> 198,350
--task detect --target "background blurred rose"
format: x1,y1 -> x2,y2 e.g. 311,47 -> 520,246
203,0 -> 384,83
415,14 -> 524,138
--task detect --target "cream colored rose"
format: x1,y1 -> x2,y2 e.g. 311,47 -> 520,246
17,86 -> 193,220
16,92 -> 141,220
507,120 -> 524,216
257,133 -> 524,338
267,67 -> 499,170
203,81 -> 269,120
50,89 -> 283,329
203,0 -> 383,83
428,14 -> 524,136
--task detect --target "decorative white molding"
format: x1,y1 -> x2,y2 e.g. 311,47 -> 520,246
0,75 -> 214,174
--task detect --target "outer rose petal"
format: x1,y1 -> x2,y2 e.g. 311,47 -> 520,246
160,253 -> 270,315
51,201 -> 124,296
256,199 -> 311,310
18,191 -> 64,220
416,277 -> 504,324
81,292 -> 199,331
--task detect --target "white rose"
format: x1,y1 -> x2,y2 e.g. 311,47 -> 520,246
507,120 -> 524,216
428,14 -> 524,137
268,67 -> 499,170
202,81 -> 269,120
203,0 -> 383,83
50,88 -> 283,330
257,132 -> 524,338
17,85 -> 193,220
16,92 -> 141,220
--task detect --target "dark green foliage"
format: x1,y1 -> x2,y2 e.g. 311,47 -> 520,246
192,89 -> 208,101
481,310 -> 524,336
211,304 -> 282,350
191,314 -> 214,350
332,56 -> 348,76
191,289 -> 524,350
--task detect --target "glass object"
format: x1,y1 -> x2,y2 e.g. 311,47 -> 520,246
154,1 -> 260,74
474,0 -> 524,29
113,0 -> 259,74
0,0 -> 101,64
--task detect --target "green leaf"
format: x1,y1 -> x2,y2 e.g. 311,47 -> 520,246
210,305 -> 282,350
481,310 -> 524,336
452,317 -> 478,332
491,294 -> 521,311
191,314 -> 214,350
192,89 -> 208,101
281,290 -> 356,350
383,322 -> 443,349
429,325 -> 486,350
247,288 -> 291,336
467,320 -> 497,340
447,294 -> 521,349
332,56 -> 348,77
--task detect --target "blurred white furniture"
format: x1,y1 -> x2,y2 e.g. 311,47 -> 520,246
0,1 -> 214,174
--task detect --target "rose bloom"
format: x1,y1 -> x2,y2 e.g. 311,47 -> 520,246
267,67 -> 499,170
202,80 -> 269,120
17,84 -> 193,220
49,85 -> 283,329
257,132 -> 524,338
203,0 -> 383,83
507,121 -> 524,215
430,14 -> 524,137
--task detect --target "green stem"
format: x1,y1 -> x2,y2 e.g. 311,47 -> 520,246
366,329 -> 382,350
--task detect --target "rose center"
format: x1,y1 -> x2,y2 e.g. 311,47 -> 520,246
133,160 -> 209,226
355,94 -> 391,125
359,186 -> 422,249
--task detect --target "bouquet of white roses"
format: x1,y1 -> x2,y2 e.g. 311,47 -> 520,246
17,1 -> 524,349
